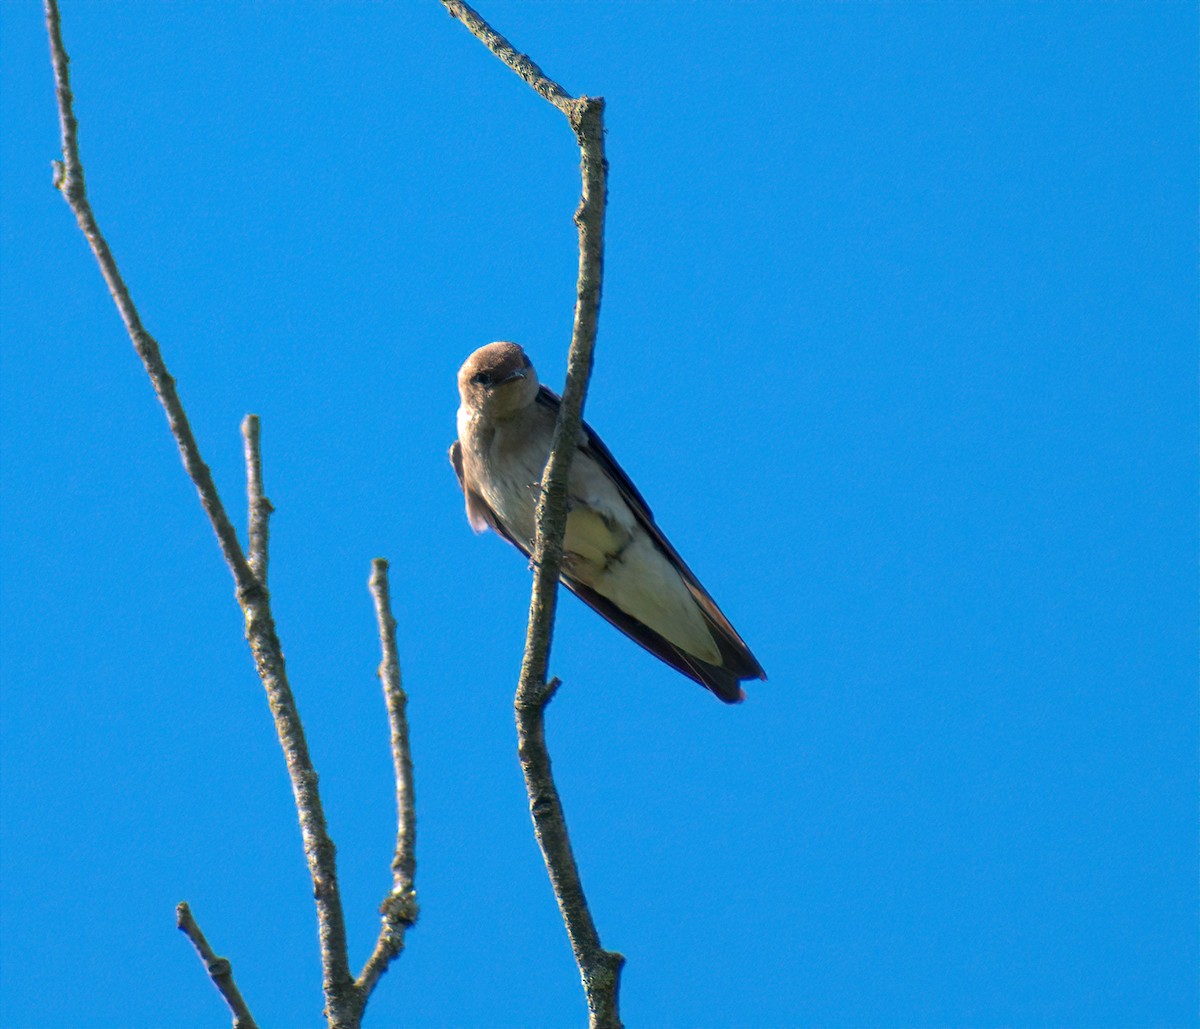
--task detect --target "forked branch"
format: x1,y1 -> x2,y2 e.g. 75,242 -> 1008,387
440,3 -> 623,1026
45,4 -> 415,1025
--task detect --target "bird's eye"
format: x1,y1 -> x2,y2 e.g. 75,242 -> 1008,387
471,371 -> 493,387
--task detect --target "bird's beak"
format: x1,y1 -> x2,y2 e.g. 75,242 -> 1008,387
499,368 -> 527,384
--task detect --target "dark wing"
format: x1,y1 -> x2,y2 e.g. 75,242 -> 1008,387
557,575 -> 749,702
453,438 -> 750,699
534,388 -> 767,694
450,402 -> 766,704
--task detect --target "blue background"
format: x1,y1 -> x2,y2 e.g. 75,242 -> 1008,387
2,3 -> 1196,1027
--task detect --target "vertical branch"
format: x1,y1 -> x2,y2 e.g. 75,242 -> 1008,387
44,4 -> 358,1024
242,415 -> 273,584
235,439 -> 356,1029
514,96 -> 623,1029
176,903 -> 260,1029
440,3 -> 623,1026
356,560 -> 420,1001
514,92 -> 606,700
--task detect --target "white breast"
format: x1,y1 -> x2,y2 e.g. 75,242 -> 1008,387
460,402 -> 719,664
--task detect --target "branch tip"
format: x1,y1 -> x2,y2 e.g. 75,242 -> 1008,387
175,902 -> 259,1029
358,557 -> 418,1001
241,414 -> 272,583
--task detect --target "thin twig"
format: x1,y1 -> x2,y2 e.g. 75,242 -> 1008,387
242,415 -> 273,585
176,903 -> 259,1029
44,4 -> 356,1024
440,3 -> 623,1026
357,559 -> 419,999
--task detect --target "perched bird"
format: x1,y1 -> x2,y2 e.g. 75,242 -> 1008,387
449,341 -> 766,703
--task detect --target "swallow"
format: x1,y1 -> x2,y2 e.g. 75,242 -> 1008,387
449,341 -> 766,703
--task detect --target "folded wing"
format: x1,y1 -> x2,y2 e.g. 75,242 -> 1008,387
449,394 -> 766,703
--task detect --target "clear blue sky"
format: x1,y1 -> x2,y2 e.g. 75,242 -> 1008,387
2,3 -> 1196,1027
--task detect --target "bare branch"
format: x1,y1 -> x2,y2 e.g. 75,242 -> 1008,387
516,670 -> 623,1028
357,559 -> 419,999
175,903 -> 259,1029
45,0 -> 252,591
44,4 -> 357,1022
242,415 -> 273,585
440,4 -> 623,1026
441,0 -> 576,115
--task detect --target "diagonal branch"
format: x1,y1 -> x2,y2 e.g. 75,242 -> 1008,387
176,903 -> 259,1029
440,3 -> 623,1026
440,0 -> 575,115
45,0 -> 251,590
356,560 -> 420,1000
44,4 -> 357,1024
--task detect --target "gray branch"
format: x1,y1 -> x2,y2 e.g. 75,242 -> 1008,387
44,3 -> 363,1024
356,559 -> 420,999
242,415 -> 273,585
440,3 -> 623,1026
175,903 -> 259,1029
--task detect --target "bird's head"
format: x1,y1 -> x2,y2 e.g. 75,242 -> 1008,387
457,341 -> 539,421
